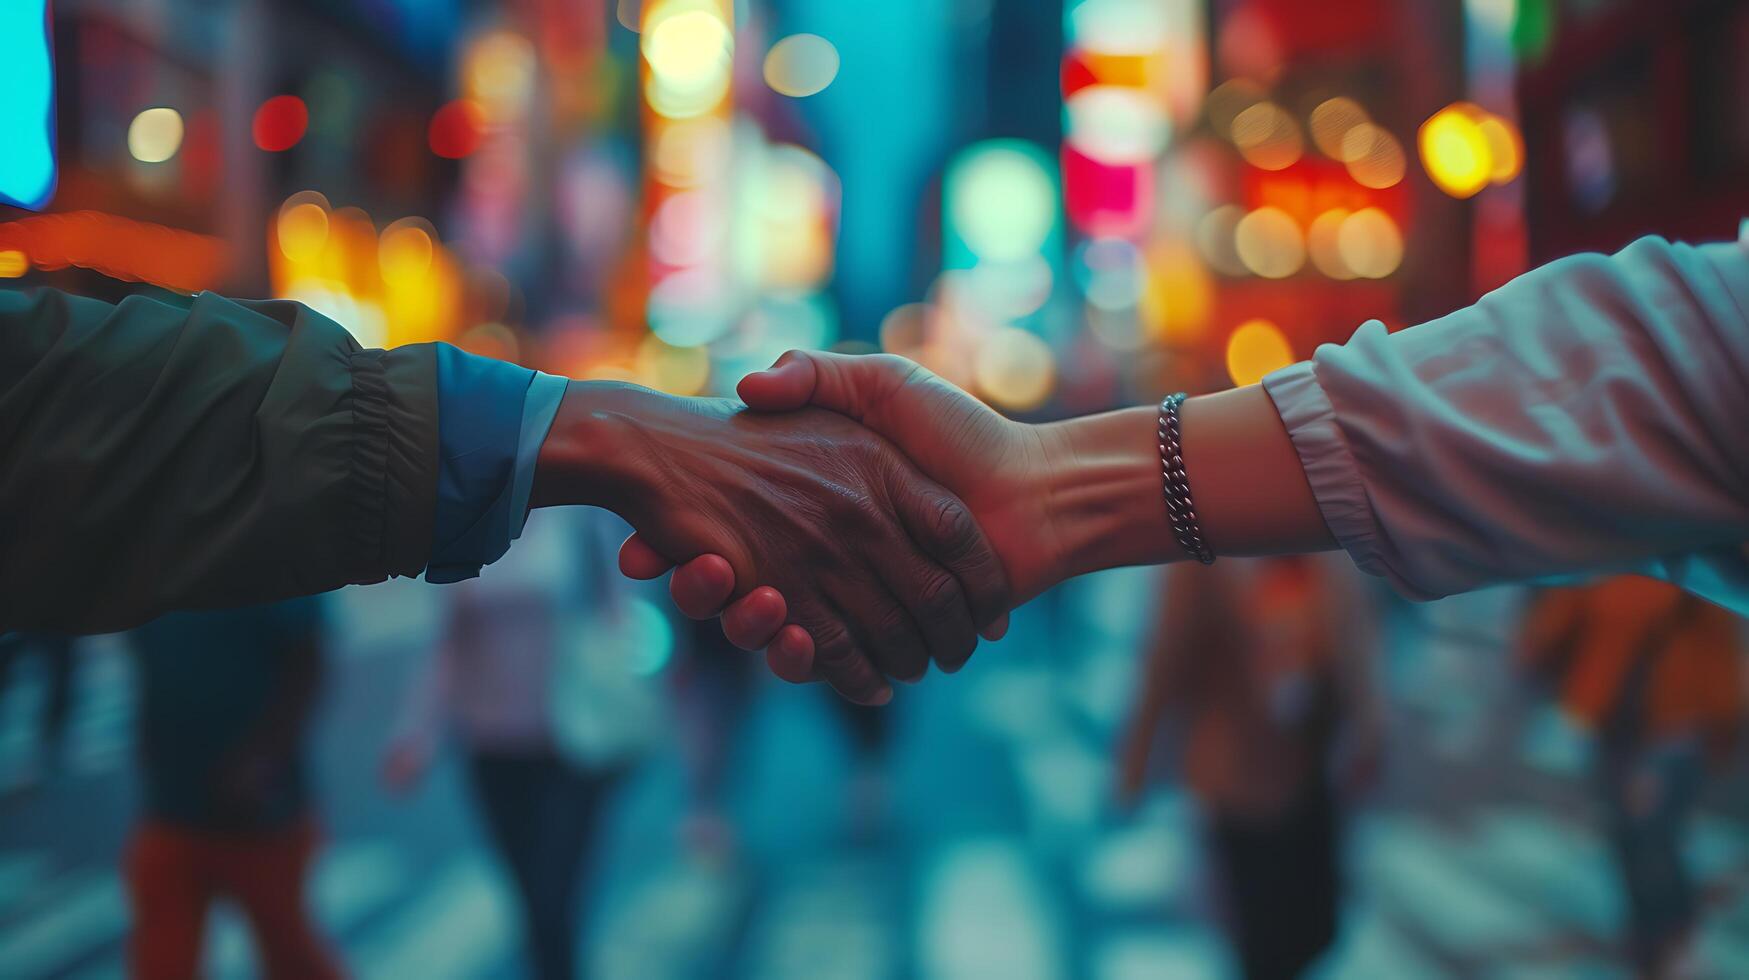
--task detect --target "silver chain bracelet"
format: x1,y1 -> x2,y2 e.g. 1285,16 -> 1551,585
1157,393 -> 1216,565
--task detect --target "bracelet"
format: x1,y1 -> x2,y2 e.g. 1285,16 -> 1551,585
1157,393 -> 1215,565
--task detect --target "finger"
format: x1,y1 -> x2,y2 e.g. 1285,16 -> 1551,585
833,575 -> 933,685
857,512 -> 978,677
739,350 -> 921,425
887,477 -> 1013,649
721,587 -> 788,650
736,349 -> 820,412
803,610 -> 894,706
619,533 -> 677,580
981,611 -> 1011,642
765,625 -> 815,684
669,555 -> 737,619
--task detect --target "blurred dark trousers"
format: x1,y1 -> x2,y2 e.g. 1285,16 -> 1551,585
1598,733 -> 1703,971
124,818 -> 342,980
468,748 -> 616,980
1209,773 -> 1341,980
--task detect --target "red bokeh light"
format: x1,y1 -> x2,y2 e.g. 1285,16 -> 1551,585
252,95 -> 309,152
428,100 -> 486,160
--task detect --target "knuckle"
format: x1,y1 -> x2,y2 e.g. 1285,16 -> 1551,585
927,495 -> 978,556
917,568 -> 966,616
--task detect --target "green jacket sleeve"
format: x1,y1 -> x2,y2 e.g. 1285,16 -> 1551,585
0,288 -> 439,633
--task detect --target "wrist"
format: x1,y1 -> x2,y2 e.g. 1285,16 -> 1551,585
532,380 -> 665,512
1034,406 -> 1181,584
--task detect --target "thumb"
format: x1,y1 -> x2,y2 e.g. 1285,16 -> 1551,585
737,350 -> 820,412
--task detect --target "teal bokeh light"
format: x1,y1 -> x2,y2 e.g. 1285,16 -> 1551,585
0,0 -> 56,211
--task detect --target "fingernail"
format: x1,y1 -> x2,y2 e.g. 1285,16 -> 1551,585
872,686 -> 894,706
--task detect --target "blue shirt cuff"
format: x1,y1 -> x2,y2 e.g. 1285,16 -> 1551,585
426,345 -> 566,584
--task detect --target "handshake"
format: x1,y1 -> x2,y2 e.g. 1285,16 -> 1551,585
533,347 -> 1329,704
533,351 -> 1076,706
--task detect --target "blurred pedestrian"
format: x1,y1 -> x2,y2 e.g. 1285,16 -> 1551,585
382,507 -> 664,980
1520,577 -> 1747,978
1119,556 -> 1382,980
0,632 -> 76,788
122,597 -> 339,980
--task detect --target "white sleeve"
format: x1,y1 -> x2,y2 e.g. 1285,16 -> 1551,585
1263,236 -> 1749,613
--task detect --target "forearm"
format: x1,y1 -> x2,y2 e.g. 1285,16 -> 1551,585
1036,385 -> 1334,584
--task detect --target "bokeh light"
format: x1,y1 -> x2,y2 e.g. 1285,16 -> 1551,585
975,326 -> 1056,411
1419,103 -> 1492,198
1478,114 -> 1524,183
764,34 -> 840,98
948,143 -> 1058,263
252,95 -> 309,152
128,107 -> 185,164
1141,244 -> 1214,344
428,99 -> 486,159
1234,206 -> 1305,278
1225,318 -> 1294,387
464,31 -> 537,120
1307,209 -> 1357,280
1337,207 -> 1404,279
643,3 -> 734,120
635,334 -> 711,396
275,195 -> 330,264
1067,0 -> 1171,56
1231,101 -> 1302,171
1196,204 -> 1249,277
0,249 -> 29,278
1066,86 -> 1171,165
377,219 -> 434,286
1341,123 -> 1406,189
1204,77 -> 1265,140
1309,97 -> 1369,158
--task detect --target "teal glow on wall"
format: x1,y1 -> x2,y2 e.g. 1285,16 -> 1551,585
1,1 -> 56,211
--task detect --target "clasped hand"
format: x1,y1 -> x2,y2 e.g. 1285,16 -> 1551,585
534,369 -> 1038,704
540,350 -> 1087,703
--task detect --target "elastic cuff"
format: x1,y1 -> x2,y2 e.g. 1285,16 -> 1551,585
345,350 -> 393,581
1261,360 -> 1390,581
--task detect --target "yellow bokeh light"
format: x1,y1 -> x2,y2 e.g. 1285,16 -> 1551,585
643,1 -> 733,119
276,201 -> 330,264
1337,207 -> 1404,279
1478,114 -> 1524,183
1307,209 -> 1356,280
1234,206 -> 1305,279
1341,123 -> 1406,189
1231,101 -> 1302,171
644,6 -> 733,88
636,334 -> 712,396
0,250 -> 29,278
764,34 -> 840,98
378,220 -> 434,286
1141,244 -> 1214,344
1419,104 -> 1492,199
128,107 -> 185,164
465,31 -> 536,119
1309,97 -> 1369,159
1225,318 -> 1294,387
974,326 -> 1056,412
